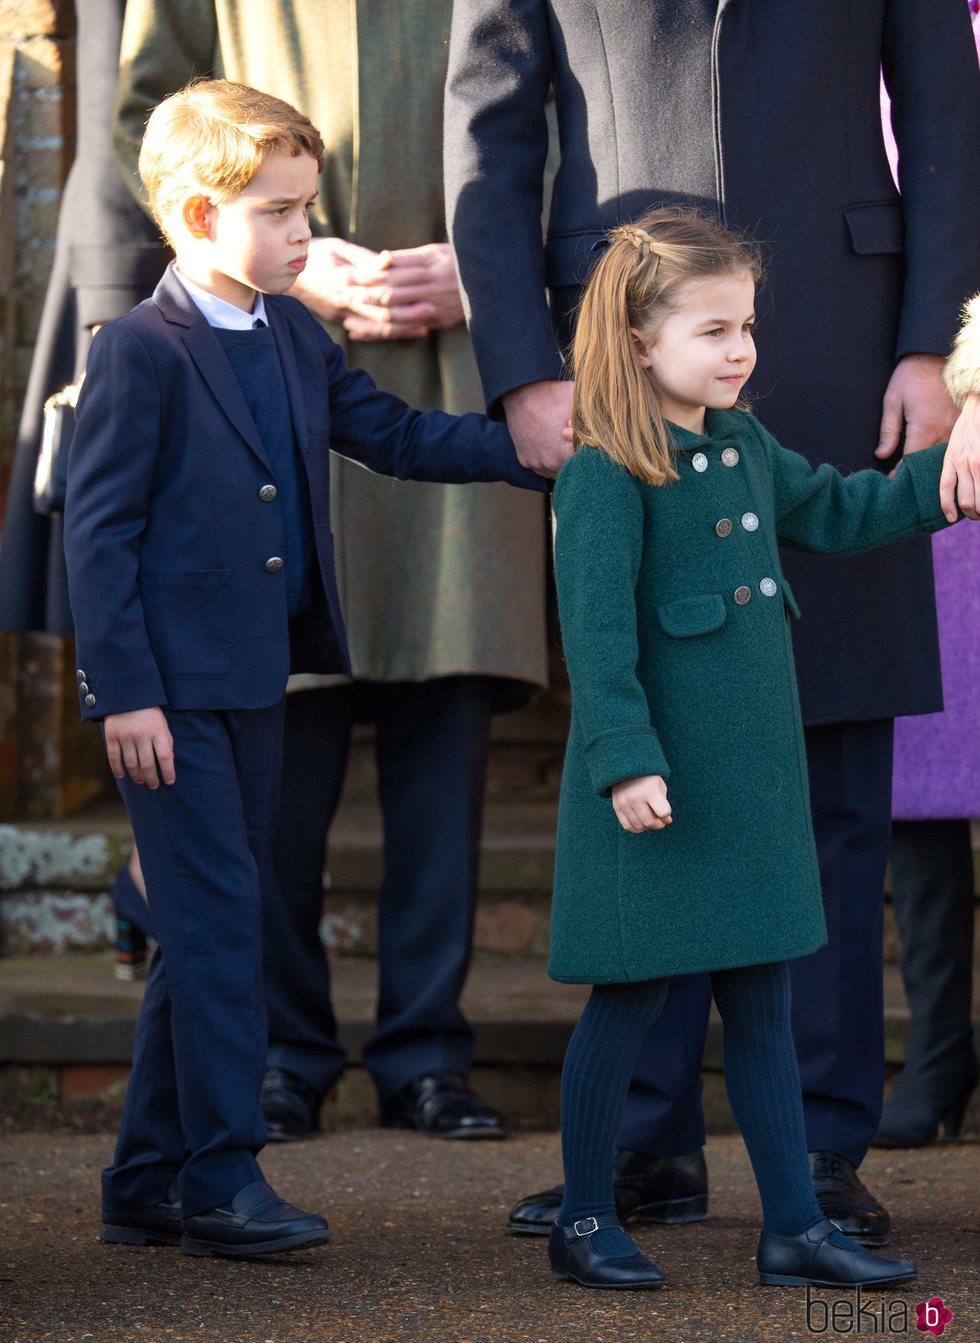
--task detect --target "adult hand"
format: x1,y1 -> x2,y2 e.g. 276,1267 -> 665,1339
289,236 -> 386,326
875,353 -> 958,463
939,393 -> 980,522
341,242 -> 466,341
611,775 -> 672,834
104,708 -> 175,788
503,379 -> 574,476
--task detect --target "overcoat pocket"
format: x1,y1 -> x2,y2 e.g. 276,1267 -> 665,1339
142,568 -> 232,677
656,593 -> 727,638
842,202 -> 904,255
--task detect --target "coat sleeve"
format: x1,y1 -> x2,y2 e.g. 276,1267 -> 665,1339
314,320 -> 547,492
765,422 -> 955,556
884,0 -> 980,359
553,450 -> 670,796
444,0 -> 561,414
63,322 -> 168,719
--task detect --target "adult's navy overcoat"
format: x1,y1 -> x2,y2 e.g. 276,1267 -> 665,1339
549,413 -> 954,985
445,0 -> 980,723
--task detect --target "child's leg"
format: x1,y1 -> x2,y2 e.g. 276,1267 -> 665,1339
558,978 -> 668,1251
710,962 -> 823,1236
104,703 -> 283,1218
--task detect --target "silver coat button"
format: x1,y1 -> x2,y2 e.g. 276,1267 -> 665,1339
741,512 -> 759,532
84,694 -> 96,708
259,484 -> 278,502
692,452 -> 708,473
734,586 -> 752,606
721,447 -> 740,467
715,518 -> 733,538
78,681 -> 89,695
760,577 -> 778,598
265,556 -> 284,574
76,669 -> 86,681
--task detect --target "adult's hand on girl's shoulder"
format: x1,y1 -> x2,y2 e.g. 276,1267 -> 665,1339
611,775 -> 672,833
104,708 -> 175,789
939,393 -> 980,522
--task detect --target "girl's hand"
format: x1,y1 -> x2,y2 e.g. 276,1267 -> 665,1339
104,708 -> 175,788
611,775 -> 672,833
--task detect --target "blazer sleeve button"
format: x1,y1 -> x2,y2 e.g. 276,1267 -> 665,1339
84,694 -> 96,708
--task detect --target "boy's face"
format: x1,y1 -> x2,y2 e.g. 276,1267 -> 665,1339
179,151 -> 318,311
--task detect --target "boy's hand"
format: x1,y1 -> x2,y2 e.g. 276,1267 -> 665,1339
939,393 -> 980,522
611,775 -> 672,833
104,708 -> 175,788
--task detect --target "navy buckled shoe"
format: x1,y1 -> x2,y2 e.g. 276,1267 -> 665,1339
757,1217 -> 916,1287
548,1213 -> 665,1290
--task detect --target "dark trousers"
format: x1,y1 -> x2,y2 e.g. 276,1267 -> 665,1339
102,701 -> 284,1217
263,677 -> 493,1103
619,719 -> 894,1169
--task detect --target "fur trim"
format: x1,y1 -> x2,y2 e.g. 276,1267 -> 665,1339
944,293 -> 980,408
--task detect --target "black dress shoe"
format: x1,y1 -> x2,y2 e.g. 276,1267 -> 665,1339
380,1071 -> 507,1139
758,1217 -> 915,1287
507,1148 -> 708,1235
181,1181 -> 330,1258
873,1055 -> 978,1149
809,1151 -> 891,1246
261,1066 -> 321,1142
100,1186 -> 182,1246
549,1213 -> 665,1290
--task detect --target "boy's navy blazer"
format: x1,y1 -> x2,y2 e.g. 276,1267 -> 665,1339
64,265 -> 545,721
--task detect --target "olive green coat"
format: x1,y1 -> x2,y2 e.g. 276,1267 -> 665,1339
550,410 -> 952,985
114,0 -> 547,695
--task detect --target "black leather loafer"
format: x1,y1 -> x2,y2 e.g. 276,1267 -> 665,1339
758,1218 -> 916,1287
809,1151 -> 891,1246
99,1187 -> 182,1246
181,1181 -> 330,1257
380,1071 -> 507,1139
507,1148 -> 708,1235
261,1066 -> 321,1142
549,1213 -> 665,1290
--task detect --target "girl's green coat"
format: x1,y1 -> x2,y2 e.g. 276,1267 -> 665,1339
550,408 -> 952,985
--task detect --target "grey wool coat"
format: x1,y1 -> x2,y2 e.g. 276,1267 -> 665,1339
549,410 -> 953,985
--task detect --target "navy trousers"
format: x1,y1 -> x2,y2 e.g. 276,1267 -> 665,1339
102,701 -> 284,1217
619,719 -> 894,1169
263,677 -> 493,1103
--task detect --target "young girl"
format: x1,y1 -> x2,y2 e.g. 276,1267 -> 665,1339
548,207 -> 964,1291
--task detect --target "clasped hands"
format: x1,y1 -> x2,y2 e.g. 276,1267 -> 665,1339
290,236 -> 465,341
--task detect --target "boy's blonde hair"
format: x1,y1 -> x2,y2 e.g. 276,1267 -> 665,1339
571,207 -> 763,486
139,79 -> 325,243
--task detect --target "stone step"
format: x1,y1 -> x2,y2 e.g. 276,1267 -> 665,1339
2,949 -> 977,1133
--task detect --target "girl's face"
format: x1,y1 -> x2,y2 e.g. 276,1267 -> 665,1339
630,272 -> 757,434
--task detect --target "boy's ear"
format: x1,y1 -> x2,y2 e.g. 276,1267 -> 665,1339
181,193 -> 215,239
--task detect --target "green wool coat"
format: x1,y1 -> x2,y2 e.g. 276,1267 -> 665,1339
550,408 -> 953,985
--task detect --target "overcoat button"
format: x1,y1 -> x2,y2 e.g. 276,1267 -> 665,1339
78,681 -> 89,695
692,452 -> 708,473
721,447 -> 740,467
734,586 -> 752,605
715,518 -> 733,538
84,694 -> 96,708
76,669 -> 86,681
265,556 -> 284,574
760,577 -> 778,597
741,512 -> 759,532
259,484 -> 278,502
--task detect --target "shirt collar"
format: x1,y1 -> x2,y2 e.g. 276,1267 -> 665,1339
174,267 -> 268,330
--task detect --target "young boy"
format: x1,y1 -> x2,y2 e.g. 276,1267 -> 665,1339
63,79 -> 547,1259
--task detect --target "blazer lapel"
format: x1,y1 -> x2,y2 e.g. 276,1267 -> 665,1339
152,265 -> 273,472
265,299 -> 310,459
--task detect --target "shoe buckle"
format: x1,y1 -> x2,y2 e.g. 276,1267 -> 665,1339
572,1216 -> 599,1237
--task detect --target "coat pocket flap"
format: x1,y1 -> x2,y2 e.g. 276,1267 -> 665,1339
842,202 -> 904,255
656,593 -> 727,638
780,577 -> 802,620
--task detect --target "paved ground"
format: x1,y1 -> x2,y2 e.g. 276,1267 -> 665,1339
0,1128 -> 977,1343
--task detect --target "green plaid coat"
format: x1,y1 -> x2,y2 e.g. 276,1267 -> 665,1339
115,0 -> 547,696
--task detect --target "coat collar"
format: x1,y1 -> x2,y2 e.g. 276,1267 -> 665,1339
668,407 -> 745,453
152,264 -> 273,470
